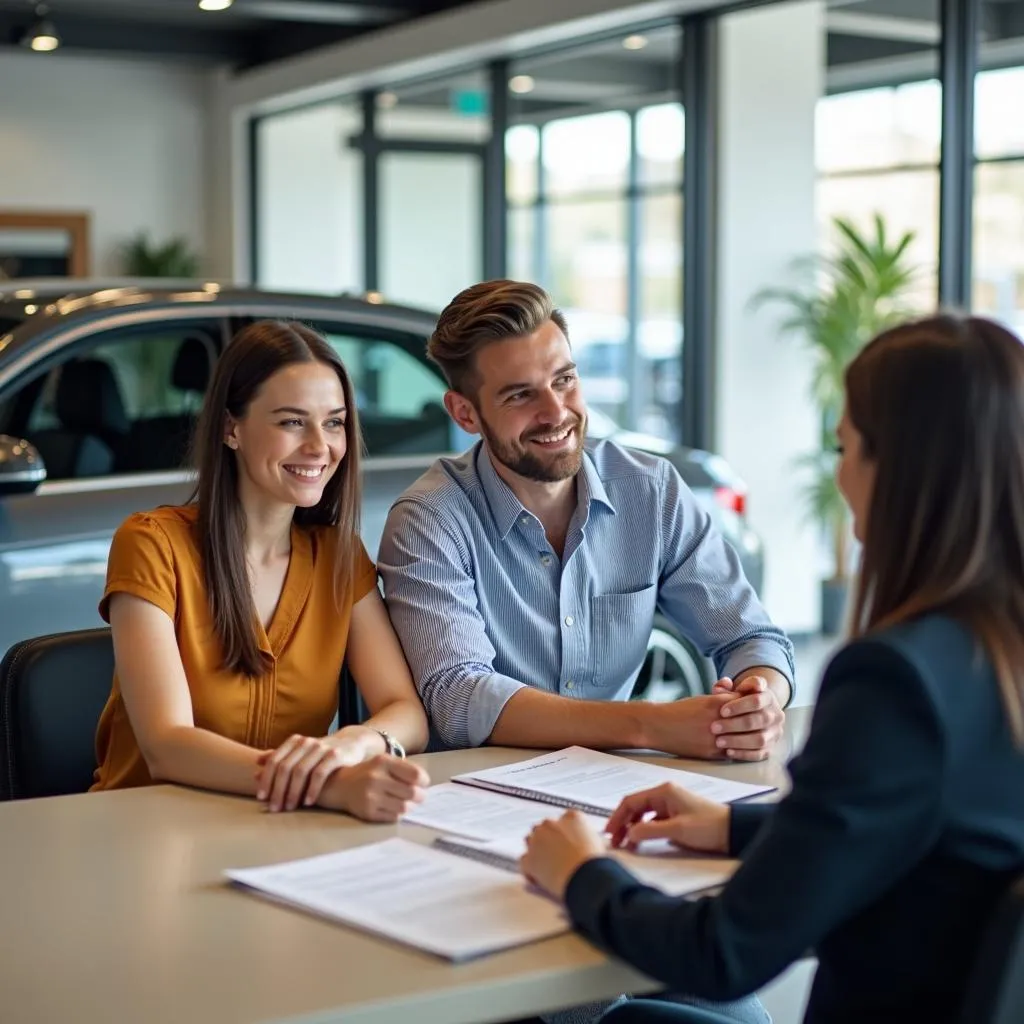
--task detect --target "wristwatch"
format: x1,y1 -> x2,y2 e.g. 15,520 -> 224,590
376,729 -> 406,759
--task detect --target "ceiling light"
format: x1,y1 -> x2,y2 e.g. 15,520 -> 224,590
23,5 -> 60,52
508,75 -> 535,95
376,91 -> 399,109
622,34 -> 648,50
198,0 -> 233,10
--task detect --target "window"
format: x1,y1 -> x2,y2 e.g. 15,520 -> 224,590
318,328 -> 452,457
1,322 -> 217,480
506,23 -> 685,441
816,80 -> 941,311
973,66 -> 1024,332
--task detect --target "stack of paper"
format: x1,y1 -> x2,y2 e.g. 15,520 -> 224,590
449,745 -> 775,816
226,745 -> 770,960
225,838 -> 570,961
434,833 -> 737,898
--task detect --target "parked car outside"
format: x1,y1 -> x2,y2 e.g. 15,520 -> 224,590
0,281 -> 764,701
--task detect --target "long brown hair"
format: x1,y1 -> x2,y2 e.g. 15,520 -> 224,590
190,320 -> 362,677
846,313 -> 1024,742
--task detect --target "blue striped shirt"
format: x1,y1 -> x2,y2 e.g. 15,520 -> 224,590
378,439 -> 794,748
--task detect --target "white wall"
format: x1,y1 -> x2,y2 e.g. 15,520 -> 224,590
0,51 -> 219,276
716,1 -> 823,634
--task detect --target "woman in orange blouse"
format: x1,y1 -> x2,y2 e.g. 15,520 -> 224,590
92,320 -> 429,821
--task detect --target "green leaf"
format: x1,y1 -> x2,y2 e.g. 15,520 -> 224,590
757,214 -> 919,575
120,232 -> 201,278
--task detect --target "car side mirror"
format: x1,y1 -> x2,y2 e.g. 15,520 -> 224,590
0,435 -> 46,495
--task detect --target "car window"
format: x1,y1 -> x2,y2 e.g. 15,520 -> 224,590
0,322 -> 218,480
318,327 -> 452,457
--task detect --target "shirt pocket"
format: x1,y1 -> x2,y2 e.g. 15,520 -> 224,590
590,584 -> 658,690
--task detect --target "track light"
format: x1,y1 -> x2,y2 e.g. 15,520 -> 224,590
23,4 -> 60,52
508,75 -> 536,95
198,0 -> 233,10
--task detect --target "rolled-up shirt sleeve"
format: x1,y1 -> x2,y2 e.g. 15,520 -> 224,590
377,497 -> 526,747
656,461 -> 795,699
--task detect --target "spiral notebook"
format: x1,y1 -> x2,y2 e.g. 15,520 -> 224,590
433,832 -> 738,898
450,745 -> 775,817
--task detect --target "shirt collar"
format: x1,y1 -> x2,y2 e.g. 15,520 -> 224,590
476,443 -> 617,541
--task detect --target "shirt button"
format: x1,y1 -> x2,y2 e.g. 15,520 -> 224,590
564,615 -> 574,627
566,680 -> 575,690
520,514 -> 530,525
540,554 -> 552,566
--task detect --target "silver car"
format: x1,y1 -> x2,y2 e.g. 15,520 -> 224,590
0,281 -> 764,700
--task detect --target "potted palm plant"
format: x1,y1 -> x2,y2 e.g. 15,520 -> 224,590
756,214 -> 919,633
120,233 -> 200,277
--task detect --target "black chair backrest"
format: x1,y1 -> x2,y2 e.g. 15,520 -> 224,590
960,871 -> 1024,1024
0,628 -> 114,800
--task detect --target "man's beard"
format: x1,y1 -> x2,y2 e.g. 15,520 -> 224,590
478,411 -> 587,483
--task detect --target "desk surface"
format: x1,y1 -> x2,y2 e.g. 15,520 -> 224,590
0,707 -> 810,1024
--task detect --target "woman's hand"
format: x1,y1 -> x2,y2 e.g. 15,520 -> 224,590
520,811 -> 608,900
255,734 -> 354,812
318,755 -> 430,822
323,725 -> 386,764
605,782 -> 730,854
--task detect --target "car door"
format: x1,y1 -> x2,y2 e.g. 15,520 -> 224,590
0,317 -> 222,657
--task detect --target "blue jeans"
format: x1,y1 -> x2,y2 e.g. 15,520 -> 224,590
542,992 -> 770,1024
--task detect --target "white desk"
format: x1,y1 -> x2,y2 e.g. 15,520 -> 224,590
0,707 -> 810,1024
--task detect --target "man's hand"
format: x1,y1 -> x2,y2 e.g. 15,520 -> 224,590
709,674 -> 785,762
639,675 -> 784,761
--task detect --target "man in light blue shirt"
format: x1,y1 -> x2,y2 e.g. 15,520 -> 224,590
379,280 -> 794,764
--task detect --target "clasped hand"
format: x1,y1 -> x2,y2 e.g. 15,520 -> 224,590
650,674 -> 785,761
520,782 -> 729,901
255,727 -> 427,821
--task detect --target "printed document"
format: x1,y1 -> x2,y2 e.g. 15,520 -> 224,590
451,745 -> 775,815
403,782 -> 607,841
435,833 -> 738,898
225,838 -> 569,961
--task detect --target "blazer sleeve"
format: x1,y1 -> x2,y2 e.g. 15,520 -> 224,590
564,639 -> 946,1001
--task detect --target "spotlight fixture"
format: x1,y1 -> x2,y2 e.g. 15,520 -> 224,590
508,75 -> 535,95
622,34 -> 648,50
376,91 -> 399,109
23,4 -> 60,52
198,0 -> 233,10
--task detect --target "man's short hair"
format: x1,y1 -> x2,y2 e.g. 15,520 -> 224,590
427,279 -> 570,395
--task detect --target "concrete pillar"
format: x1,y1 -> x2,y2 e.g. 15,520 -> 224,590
715,1 -> 823,634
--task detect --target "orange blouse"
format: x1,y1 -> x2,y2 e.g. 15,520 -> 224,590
91,505 -> 378,790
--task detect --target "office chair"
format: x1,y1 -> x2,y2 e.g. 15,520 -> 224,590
0,628 -> 370,801
0,627 -> 114,800
959,871 -> 1024,1024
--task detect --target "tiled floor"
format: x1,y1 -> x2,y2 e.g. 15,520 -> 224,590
758,959 -> 817,1023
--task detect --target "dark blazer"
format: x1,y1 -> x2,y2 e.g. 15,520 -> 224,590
565,615 -> 1024,1024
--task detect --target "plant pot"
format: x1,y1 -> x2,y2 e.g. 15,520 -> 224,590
821,578 -> 849,636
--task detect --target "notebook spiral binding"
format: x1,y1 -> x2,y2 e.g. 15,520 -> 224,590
464,781 -> 607,818
433,838 -> 519,873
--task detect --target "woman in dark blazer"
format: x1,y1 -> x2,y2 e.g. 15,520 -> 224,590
520,314 -> 1024,1024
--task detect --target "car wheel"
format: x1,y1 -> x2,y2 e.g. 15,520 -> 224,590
633,615 -> 713,703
